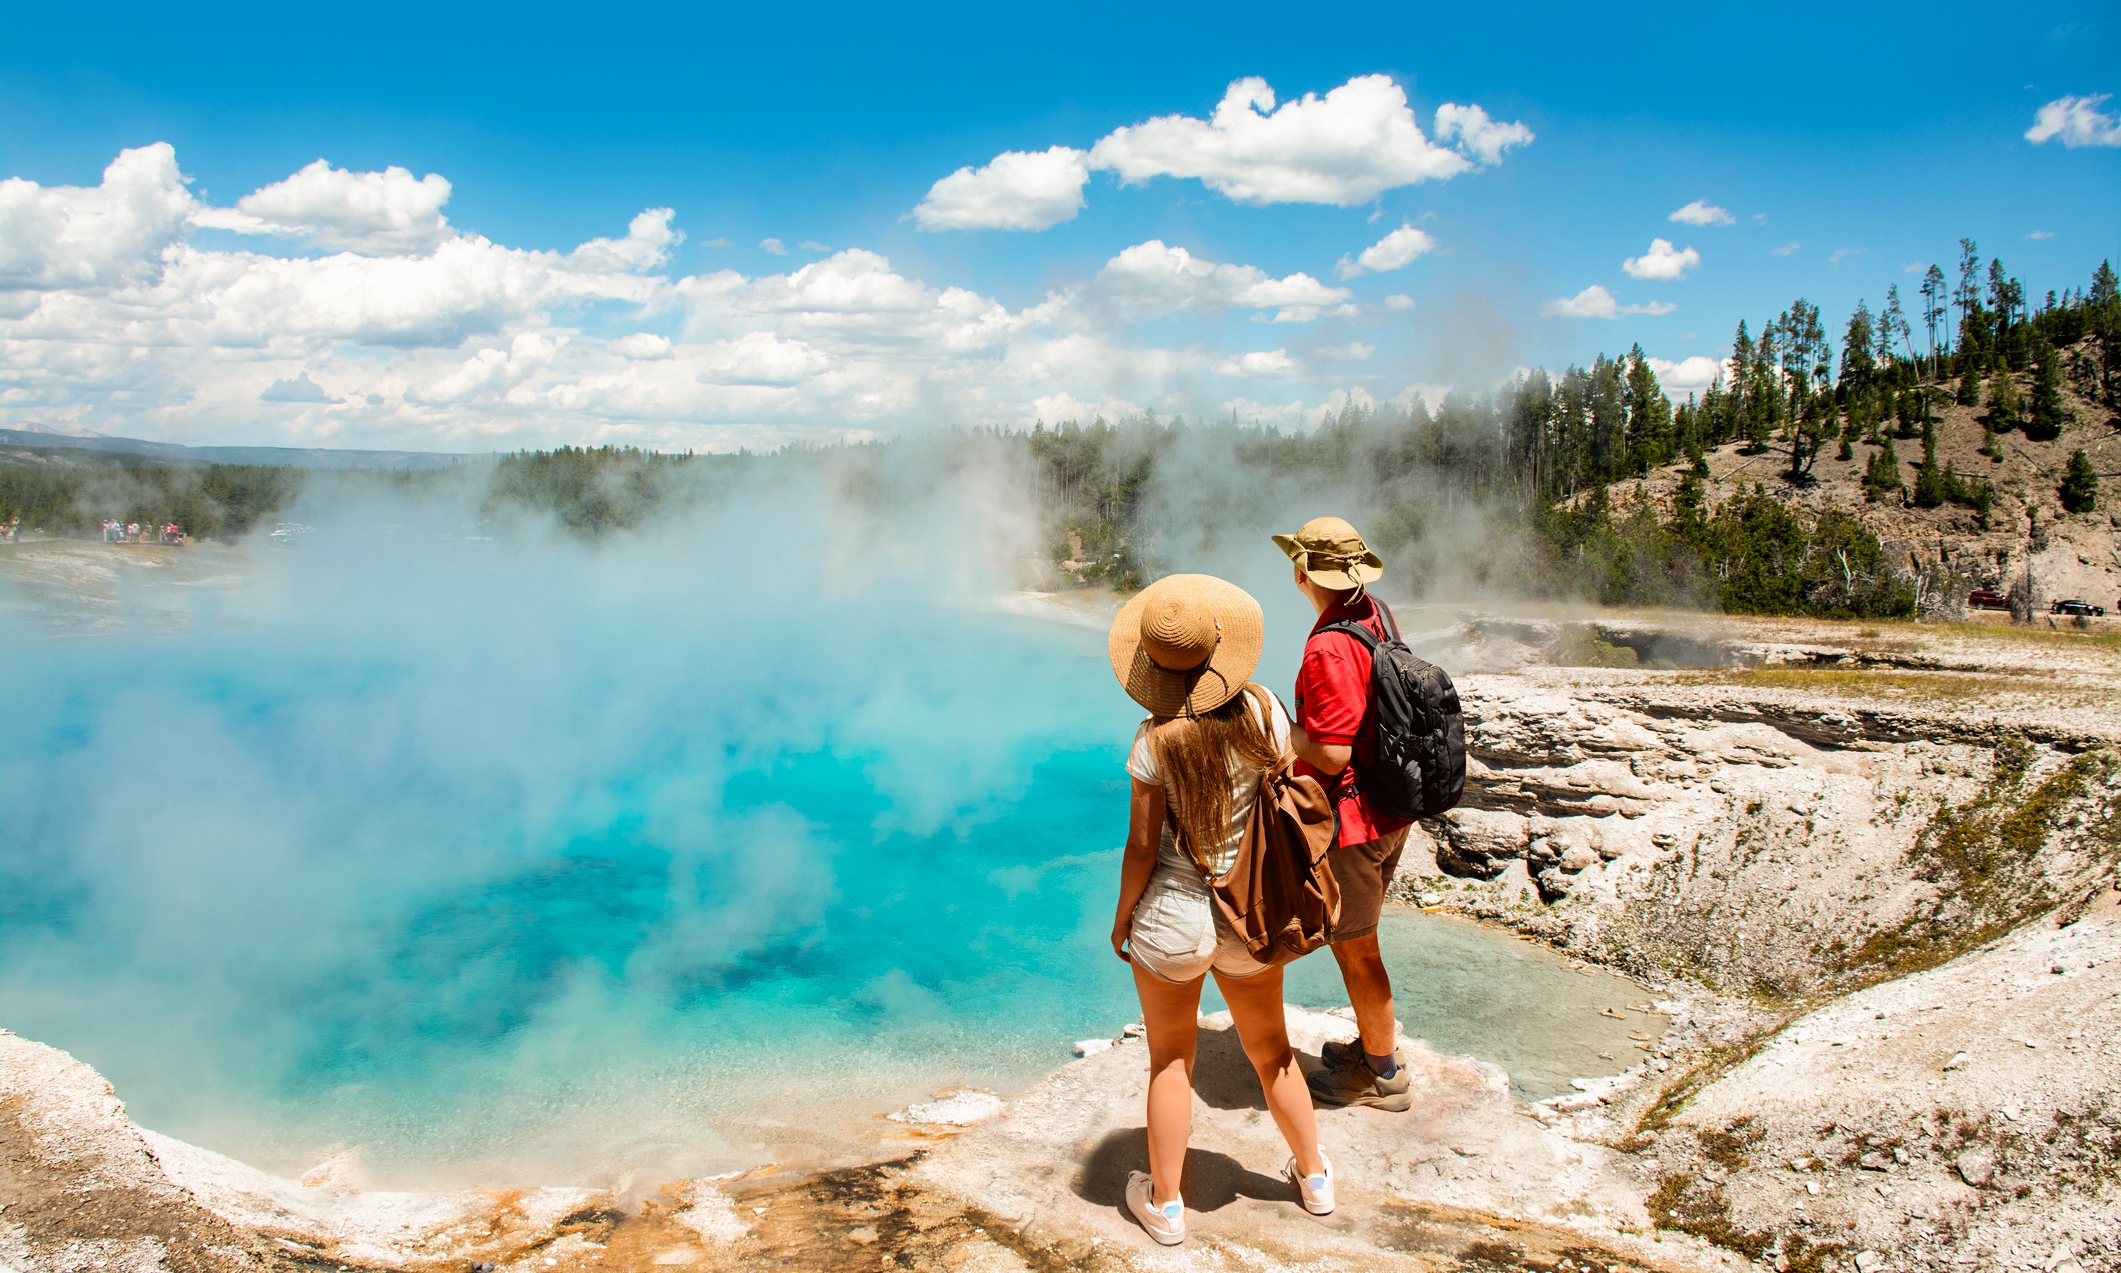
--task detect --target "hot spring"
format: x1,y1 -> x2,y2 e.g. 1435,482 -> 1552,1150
0,482 -> 1647,1190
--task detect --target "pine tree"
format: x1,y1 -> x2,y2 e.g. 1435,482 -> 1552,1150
1912,421 -> 1945,507
1957,361 -> 1982,406
1880,285 -> 1911,367
1841,301 -> 1876,392
2091,260 -> 2119,406
1986,368 -> 2022,432
2060,449 -> 2098,514
2027,332 -> 2071,441
1919,264 -> 1949,368
1954,239 -> 1982,339
1863,437 -> 1904,502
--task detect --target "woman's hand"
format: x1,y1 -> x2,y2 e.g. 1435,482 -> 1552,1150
1110,778 -> 1164,965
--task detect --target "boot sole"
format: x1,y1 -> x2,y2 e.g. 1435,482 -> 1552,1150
1309,1083 -> 1413,1112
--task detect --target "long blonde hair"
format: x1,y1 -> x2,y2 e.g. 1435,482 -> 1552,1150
1150,683 -> 1287,873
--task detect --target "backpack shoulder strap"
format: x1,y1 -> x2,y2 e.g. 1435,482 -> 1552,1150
1375,599 -> 1402,642
1318,617 -> 1383,652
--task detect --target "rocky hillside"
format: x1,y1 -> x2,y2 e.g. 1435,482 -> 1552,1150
1610,347 -> 2120,616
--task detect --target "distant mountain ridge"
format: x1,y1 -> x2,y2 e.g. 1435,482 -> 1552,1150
0,427 -> 468,470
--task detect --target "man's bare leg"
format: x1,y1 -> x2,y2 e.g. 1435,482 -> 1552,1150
1329,933 -> 1395,1056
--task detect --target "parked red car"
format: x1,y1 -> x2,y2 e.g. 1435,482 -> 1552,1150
1968,589 -> 2010,611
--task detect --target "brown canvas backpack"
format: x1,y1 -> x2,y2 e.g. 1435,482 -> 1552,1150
1179,740 -> 1342,965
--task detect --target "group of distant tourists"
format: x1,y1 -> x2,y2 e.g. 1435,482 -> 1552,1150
1104,516 -> 1463,1245
99,519 -> 184,544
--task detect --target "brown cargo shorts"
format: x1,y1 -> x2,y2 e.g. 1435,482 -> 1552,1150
1324,825 -> 1410,943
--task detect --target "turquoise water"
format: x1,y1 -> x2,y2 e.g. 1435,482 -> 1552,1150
0,515 -> 1644,1189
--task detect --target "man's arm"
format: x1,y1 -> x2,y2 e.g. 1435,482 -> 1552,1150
1292,634 -> 1361,775
1291,725 -> 1352,775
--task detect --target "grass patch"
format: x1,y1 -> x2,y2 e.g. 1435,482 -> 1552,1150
1644,1172 -> 1771,1260
1680,667 -> 2072,702
1927,621 -> 2121,653
1840,746 -> 2121,987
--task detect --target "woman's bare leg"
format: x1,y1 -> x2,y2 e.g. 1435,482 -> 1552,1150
1131,962 -> 1205,1205
1214,966 -> 1324,1178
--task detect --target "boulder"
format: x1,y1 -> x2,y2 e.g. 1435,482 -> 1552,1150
1435,809 -> 1528,879
1955,1147 -> 1996,1187
1536,866 -> 1571,903
1560,845 -> 1600,873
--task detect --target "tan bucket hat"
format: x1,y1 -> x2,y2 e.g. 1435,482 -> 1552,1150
1108,574 -> 1265,718
1271,516 -> 1384,591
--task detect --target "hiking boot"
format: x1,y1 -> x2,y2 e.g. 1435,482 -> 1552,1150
1125,1171 -> 1185,1245
1287,1149 -> 1337,1216
1308,1040 -> 1412,1110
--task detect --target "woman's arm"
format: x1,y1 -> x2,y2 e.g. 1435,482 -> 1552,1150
1110,779 -> 1167,961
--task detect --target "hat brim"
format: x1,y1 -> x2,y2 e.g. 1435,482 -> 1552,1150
1272,533 -> 1384,591
1108,574 -> 1265,717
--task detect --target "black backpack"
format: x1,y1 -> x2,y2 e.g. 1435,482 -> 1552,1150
1318,603 -> 1466,821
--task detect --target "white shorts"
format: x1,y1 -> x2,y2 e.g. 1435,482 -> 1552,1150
1127,863 -> 1271,984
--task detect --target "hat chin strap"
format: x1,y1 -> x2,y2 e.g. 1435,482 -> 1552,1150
1148,622 -> 1226,718
1300,550 -> 1368,604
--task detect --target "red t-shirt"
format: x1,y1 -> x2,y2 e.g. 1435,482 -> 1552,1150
1293,594 -> 1413,848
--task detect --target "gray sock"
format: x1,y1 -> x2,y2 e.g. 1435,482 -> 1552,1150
1365,1050 -> 1399,1080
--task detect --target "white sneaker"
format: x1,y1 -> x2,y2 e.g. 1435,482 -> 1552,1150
1125,1170 -> 1185,1244
1287,1149 -> 1336,1216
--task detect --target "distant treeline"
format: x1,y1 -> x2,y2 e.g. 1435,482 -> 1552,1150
0,454 -> 304,541
1015,251 -> 2117,617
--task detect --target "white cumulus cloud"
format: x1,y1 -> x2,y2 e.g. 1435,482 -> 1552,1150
196,159 -> 454,255
0,143 -> 198,292
607,332 -> 673,360
1089,75 -> 1499,206
1093,240 -> 1353,323
919,76 -> 1533,230
695,331 -> 833,386
1647,355 -> 1723,398
1431,103 -> 1534,165
1214,349 -> 1299,377
2,143 -> 1448,451
1335,223 -> 1436,279
1382,294 -> 1414,312
2025,94 -> 2121,148
570,210 -> 682,273
911,146 -> 1089,231
759,238 -> 788,255
1540,285 -> 1674,319
1668,200 -> 1734,226
1622,238 -> 1699,281
260,372 -> 338,404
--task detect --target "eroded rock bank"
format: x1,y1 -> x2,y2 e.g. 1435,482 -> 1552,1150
1387,621 -> 2121,1273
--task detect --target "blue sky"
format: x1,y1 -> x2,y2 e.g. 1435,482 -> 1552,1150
0,1 -> 2114,451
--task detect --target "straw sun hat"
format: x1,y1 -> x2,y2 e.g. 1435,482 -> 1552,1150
1108,574 -> 1264,718
1271,516 -> 1384,592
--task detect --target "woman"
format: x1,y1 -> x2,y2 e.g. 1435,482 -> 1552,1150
1106,573 -> 1335,1246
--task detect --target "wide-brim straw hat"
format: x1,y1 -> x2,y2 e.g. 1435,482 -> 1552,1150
1271,515 -> 1384,591
1108,574 -> 1265,718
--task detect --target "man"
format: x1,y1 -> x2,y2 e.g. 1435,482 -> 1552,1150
1272,516 -> 1413,1112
